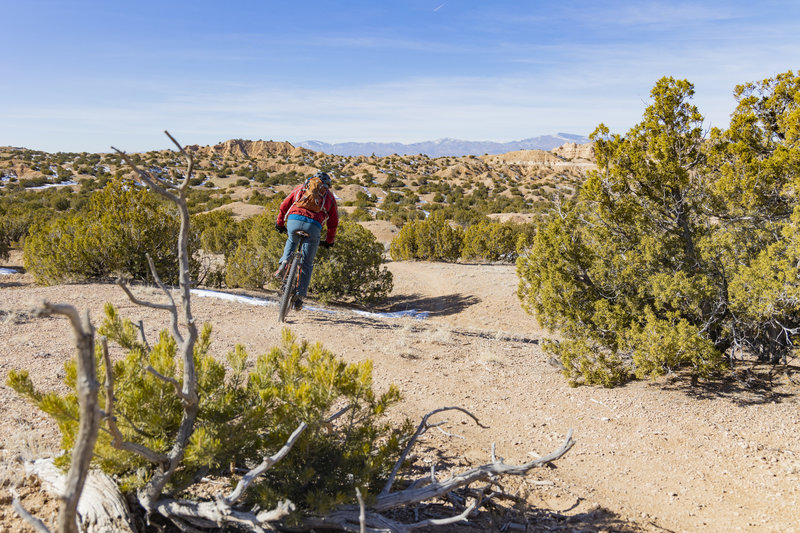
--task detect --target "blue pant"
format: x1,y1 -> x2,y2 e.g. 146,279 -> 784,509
280,216 -> 321,298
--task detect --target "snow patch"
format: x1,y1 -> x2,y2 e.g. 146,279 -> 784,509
0,267 -> 18,275
191,289 -> 275,307
190,288 -> 427,319
28,180 -> 77,190
354,309 -> 429,320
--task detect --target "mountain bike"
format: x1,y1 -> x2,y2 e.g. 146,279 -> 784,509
277,230 -> 309,322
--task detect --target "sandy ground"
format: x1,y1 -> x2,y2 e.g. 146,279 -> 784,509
1,252 -> 799,532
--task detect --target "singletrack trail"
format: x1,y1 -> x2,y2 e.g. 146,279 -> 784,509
2,257 -> 799,532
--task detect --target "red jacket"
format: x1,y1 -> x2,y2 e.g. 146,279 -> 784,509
277,184 -> 339,243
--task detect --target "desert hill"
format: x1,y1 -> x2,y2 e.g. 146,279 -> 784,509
0,139 -> 596,232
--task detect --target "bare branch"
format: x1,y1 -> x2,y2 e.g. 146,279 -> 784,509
36,302 -> 101,533
125,132 -> 199,512
152,497 -> 293,532
145,254 -> 177,307
381,406 -> 487,497
136,320 -> 151,350
100,337 -> 169,465
116,279 -> 173,312
10,489 -> 51,533
374,429 -> 575,512
110,146 -> 178,199
164,130 -> 194,193
143,364 -> 192,403
355,487 -> 366,533
223,421 -> 308,505
403,499 -> 477,532
327,404 -> 353,423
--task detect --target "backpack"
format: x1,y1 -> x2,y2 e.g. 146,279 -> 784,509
293,175 -> 330,213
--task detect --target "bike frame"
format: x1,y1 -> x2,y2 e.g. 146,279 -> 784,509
277,230 -> 309,322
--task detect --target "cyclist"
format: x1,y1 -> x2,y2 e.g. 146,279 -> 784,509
274,171 -> 339,310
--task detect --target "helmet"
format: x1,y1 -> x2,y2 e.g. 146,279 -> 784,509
313,171 -> 331,187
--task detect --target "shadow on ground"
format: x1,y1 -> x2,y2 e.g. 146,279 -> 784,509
392,442 -> 650,532
661,362 -> 799,406
381,292 -> 481,317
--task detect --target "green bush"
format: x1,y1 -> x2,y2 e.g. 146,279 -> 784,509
224,211 -> 284,290
389,212 -> 463,262
460,220 -> 532,262
8,307 -> 412,513
311,220 -> 393,304
192,209 -> 245,257
23,178 -> 198,285
0,218 -> 9,260
349,207 -> 373,221
518,72 -> 800,386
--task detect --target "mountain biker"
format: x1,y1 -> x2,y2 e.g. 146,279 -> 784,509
274,171 -> 339,310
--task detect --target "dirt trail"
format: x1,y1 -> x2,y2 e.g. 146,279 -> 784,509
1,257 -> 799,532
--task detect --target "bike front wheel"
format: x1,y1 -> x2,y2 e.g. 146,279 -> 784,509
278,253 -> 302,322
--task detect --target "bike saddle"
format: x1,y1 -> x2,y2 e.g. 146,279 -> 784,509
293,230 -> 310,238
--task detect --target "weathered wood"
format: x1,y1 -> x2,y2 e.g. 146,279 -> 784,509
114,132 -> 201,513
374,429 -> 575,512
26,458 -> 136,533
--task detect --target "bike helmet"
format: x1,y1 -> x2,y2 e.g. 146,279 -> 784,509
313,171 -> 332,187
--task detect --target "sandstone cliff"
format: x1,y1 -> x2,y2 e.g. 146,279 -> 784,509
552,142 -> 594,162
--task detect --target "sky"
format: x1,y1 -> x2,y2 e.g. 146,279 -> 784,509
2,0 -> 798,153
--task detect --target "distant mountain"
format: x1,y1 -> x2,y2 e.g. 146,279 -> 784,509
297,133 -> 590,157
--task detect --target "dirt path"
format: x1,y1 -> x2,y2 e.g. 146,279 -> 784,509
1,257 -> 799,532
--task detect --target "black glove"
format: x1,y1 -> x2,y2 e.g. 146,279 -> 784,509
276,223 -> 287,234
320,241 -> 334,249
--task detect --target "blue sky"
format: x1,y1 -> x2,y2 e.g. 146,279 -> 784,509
2,0 -> 798,153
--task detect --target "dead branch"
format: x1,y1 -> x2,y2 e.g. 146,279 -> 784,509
100,337 -> 169,465
116,279 -> 174,312
11,488 -> 50,533
151,497 -> 294,532
223,421 -> 308,505
111,146 -> 178,199
33,302 -> 102,533
381,406 -> 488,497
137,319 -> 151,350
356,488 -> 366,533
374,429 -> 574,512
114,131 -> 200,513
300,499 -> 477,533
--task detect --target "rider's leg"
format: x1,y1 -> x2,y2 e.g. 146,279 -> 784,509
296,223 -> 321,298
278,218 -> 304,264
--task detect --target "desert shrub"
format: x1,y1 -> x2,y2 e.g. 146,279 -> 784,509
461,220 -> 531,262
8,308 -> 411,514
389,212 -> 463,262
354,190 -> 376,207
192,209 -> 245,256
0,218 -> 9,260
518,72 -> 800,386
224,211 -> 284,289
311,220 -> 393,304
23,178 -> 198,285
349,207 -> 373,221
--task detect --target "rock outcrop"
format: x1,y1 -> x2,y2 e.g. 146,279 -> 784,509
551,142 -> 594,162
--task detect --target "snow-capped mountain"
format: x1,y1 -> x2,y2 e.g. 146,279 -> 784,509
297,133 -> 590,157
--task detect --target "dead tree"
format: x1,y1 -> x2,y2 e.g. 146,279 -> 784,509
13,304 -> 102,533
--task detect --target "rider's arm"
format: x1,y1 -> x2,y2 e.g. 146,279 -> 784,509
324,195 -> 339,243
276,186 -> 300,226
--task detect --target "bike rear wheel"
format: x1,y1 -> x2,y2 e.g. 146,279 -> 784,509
278,252 -> 302,322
